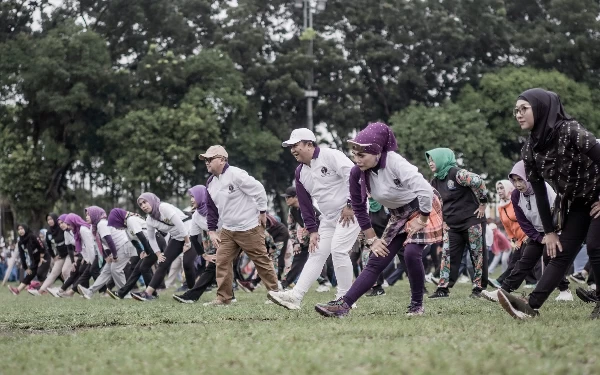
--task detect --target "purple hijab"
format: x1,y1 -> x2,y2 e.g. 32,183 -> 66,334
138,192 -> 161,220
85,206 -> 107,228
58,214 -> 68,223
188,185 -> 208,217
107,208 -> 128,229
347,122 -> 399,194
509,160 -> 534,196
64,213 -> 91,253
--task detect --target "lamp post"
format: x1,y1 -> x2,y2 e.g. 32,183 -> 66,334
295,0 -> 327,131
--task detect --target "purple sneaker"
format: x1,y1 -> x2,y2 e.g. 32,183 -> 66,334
406,302 -> 424,316
314,298 -> 351,318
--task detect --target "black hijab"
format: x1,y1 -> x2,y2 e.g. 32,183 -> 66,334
47,212 -> 64,243
518,88 -> 573,151
18,224 -> 37,250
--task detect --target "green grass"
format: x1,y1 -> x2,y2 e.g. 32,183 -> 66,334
0,280 -> 597,375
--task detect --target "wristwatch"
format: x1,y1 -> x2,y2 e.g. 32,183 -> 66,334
366,237 -> 378,247
346,200 -> 352,209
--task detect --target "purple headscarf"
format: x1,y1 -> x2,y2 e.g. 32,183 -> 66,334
107,208 -> 128,229
58,214 -> 68,223
85,206 -> 107,228
509,160 -> 534,196
64,213 -> 91,253
188,185 -> 208,217
138,192 -> 161,220
348,122 -> 398,156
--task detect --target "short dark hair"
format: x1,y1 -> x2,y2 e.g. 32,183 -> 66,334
301,140 -> 317,148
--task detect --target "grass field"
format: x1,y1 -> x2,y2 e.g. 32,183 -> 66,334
0,279 -> 597,375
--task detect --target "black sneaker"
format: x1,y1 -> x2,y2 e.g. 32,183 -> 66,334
106,289 -> 122,300
575,287 -> 600,303
428,288 -> 449,299
469,288 -> 483,299
175,285 -> 189,293
131,291 -> 156,302
366,288 -> 386,297
173,294 -> 195,304
569,272 -> 587,284
497,289 -> 539,320
590,303 -> 600,320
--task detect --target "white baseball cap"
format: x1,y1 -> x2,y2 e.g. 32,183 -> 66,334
282,128 -> 317,147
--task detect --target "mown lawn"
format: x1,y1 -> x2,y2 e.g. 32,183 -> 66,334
0,280 -> 597,375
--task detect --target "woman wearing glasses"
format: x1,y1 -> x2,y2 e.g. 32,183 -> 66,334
498,88 -> 600,320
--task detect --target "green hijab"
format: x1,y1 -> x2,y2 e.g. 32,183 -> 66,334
368,197 -> 383,213
425,148 -> 457,180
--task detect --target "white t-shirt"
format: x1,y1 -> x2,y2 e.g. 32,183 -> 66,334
146,203 -> 189,253
64,231 -> 75,246
190,211 -> 208,236
79,226 -> 97,263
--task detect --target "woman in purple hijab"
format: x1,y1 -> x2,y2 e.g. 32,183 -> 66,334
315,122 -> 443,317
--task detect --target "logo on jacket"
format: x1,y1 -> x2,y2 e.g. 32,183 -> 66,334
228,184 -> 234,193
393,178 -> 403,188
447,180 -> 456,190
320,167 -> 335,177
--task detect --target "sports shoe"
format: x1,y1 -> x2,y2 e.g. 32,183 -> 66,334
366,288 -> 386,297
429,276 -> 439,286
47,287 -> 62,298
469,288 -> 483,299
29,280 -> 41,289
590,303 -> 600,320
315,284 -> 331,293
428,288 -> 449,299
237,279 -> 255,293
497,289 -> 539,320
230,298 -> 237,303
458,275 -> 470,284
314,298 -> 351,318
424,272 -> 434,284
481,289 -> 499,302
7,285 -> 19,295
203,299 -> 230,306
264,299 -> 274,304
27,288 -> 41,296
569,272 -> 587,284
382,280 -> 390,288
589,283 -> 596,291
77,285 -> 94,300
575,287 -> 599,304
123,293 -> 133,299
406,302 -> 424,316
267,290 -> 302,310
173,294 -> 195,304
555,289 -> 573,301
106,289 -> 122,300
131,291 -> 156,302
175,284 -> 189,293
489,279 -> 502,289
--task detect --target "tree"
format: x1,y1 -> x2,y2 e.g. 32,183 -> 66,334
390,101 -> 511,182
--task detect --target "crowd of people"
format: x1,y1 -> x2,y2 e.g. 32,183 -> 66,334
3,88 -> 599,321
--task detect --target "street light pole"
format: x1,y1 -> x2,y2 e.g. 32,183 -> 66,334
296,0 -> 326,132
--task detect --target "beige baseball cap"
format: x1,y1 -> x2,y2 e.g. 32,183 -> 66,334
282,128 -> 317,147
199,145 -> 228,160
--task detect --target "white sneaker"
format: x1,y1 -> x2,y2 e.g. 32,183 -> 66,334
267,290 -> 302,310
481,289 -> 499,302
124,293 -> 133,299
77,285 -> 93,300
425,273 -> 434,284
555,289 -> 573,301
458,275 -> 470,284
382,280 -> 390,288
315,284 -> 330,293
27,289 -> 41,296
590,284 -> 597,291
277,281 -> 282,290
47,287 -> 61,298
264,299 -> 274,304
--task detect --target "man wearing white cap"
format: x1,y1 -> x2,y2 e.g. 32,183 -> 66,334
200,145 -> 278,306
268,129 -> 360,310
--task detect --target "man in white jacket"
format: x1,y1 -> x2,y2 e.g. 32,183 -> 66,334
202,145 -> 278,306
268,128 -> 360,310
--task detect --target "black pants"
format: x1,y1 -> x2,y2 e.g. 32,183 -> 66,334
528,199 -> 600,309
72,256 -> 101,292
62,255 -> 83,291
181,261 -> 217,301
501,240 -> 569,293
148,240 -> 196,290
282,245 -> 309,289
497,244 -> 538,286
118,252 -> 157,298
22,257 -> 51,285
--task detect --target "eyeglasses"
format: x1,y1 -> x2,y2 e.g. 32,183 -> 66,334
513,105 -> 531,117
204,157 -> 221,164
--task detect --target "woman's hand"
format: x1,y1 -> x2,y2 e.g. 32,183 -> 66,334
157,252 -> 166,263
542,232 -> 563,258
370,238 -> 389,258
339,206 -> 356,228
202,253 -> 217,264
590,201 -> 600,219
474,204 -> 486,219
